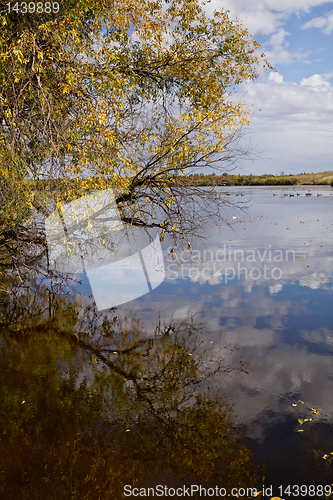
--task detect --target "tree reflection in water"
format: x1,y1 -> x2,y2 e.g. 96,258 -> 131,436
0,271 -> 262,499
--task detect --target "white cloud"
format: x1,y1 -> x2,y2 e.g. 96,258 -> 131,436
300,73 -> 331,90
301,10 -> 333,34
268,71 -> 284,83
202,2 -> 318,66
264,0 -> 333,12
204,0 -> 333,34
269,28 -> 291,47
204,0 -> 286,34
265,29 -> 292,64
235,75 -> 333,173
264,28 -> 311,65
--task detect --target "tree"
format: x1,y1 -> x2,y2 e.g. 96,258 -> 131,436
0,0 -> 270,253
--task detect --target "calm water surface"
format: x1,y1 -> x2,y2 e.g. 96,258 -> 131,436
1,185 -> 332,498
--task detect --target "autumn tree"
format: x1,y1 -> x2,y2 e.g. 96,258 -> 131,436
0,0 -> 270,252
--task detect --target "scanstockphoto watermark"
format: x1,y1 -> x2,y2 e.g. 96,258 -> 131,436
124,483 -> 332,498
166,245 -> 296,283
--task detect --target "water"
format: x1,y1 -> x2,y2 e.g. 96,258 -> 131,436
0,185 -> 332,498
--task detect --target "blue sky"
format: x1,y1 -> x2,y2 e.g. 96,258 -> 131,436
205,0 -> 333,175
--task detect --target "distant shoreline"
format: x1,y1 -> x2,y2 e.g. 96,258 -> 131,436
177,170 -> 333,187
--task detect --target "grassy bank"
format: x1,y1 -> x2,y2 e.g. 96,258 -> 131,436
291,171 -> 333,185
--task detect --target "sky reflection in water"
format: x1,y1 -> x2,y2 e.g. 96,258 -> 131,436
75,186 -> 333,421
107,185 -> 333,485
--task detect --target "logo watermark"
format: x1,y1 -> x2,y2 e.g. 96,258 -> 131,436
45,189 -> 165,310
166,245 -> 296,283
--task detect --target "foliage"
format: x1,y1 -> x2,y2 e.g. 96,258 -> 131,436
0,0 -> 270,242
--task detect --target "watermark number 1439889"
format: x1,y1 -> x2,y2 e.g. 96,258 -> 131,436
6,2 -> 60,13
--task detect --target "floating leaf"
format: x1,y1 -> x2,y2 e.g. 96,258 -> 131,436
298,418 -> 304,425
311,408 -> 320,415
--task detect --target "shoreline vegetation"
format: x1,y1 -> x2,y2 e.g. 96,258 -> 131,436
177,170 -> 333,187
26,169 -> 333,195
23,170 -> 333,213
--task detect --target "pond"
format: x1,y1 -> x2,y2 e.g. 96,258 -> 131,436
0,185 -> 332,499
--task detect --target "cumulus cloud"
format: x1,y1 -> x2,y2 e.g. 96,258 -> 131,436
264,29 -> 311,65
242,76 -> 333,125
203,0 -> 286,35
202,2 -> 321,67
268,71 -> 284,83
204,0 -> 333,34
301,10 -> 333,34
169,1 -> 333,174
235,74 -> 333,173
300,73 -> 331,91
265,29 -> 292,63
